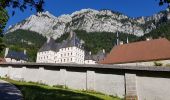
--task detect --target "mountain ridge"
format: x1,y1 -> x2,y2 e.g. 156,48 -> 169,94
6,8 -> 170,39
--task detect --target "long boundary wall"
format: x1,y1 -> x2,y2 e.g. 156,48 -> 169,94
1,63 -> 170,100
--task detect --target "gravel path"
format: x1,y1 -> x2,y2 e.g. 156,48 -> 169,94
0,80 -> 22,100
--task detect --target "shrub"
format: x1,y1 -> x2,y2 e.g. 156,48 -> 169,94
154,61 -> 163,66
53,85 -> 68,89
166,64 -> 170,67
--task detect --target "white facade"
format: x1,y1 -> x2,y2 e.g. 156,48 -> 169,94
55,47 -> 85,64
36,47 -> 85,64
84,60 -> 96,64
115,60 -> 170,66
36,50 -> 56,63
5,58 -> 27,63
36,32 -> 97,64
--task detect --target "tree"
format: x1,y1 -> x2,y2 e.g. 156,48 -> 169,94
0,0 -> 44,34
159,0 -> 170,6
0,0 -> 44,53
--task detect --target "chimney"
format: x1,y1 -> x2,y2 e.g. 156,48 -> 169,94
24,49 -> 26,55
4,48 -> 9,57
70,31 -> 73,39
116,31 -> 119,45
47,37 -> 51,43
146,37 -> 152,41
102,49 -> 105,53
127,37 -> 129,44
120,41 -> 124,45
89,51 -> 92,55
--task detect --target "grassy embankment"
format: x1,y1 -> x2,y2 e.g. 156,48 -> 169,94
1,78 -> 123,100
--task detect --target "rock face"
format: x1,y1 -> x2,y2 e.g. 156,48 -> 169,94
6,9 -> 170,39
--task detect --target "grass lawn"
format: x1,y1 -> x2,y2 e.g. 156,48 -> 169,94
1,78 -> 123,100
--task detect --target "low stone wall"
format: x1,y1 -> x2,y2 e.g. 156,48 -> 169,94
1,63 -> 170,100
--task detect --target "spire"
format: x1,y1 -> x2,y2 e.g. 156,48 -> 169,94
47,37 -> 51,43
116,31 -> 119,45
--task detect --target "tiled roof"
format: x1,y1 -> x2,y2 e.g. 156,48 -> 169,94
100,38 -> 170,64
6,51 -> 28,61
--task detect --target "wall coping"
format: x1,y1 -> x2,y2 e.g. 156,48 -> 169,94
0,63 -> 170,72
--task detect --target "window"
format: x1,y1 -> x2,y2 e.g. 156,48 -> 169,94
61,54 -> 63,57
71,53 -> 72,55
64,59 -> 66,62
68,53 -> 69,56
71,58 -> 72,61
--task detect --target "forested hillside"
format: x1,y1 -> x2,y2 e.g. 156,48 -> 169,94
4,20 -> 170,62
139,21 -> 170,41
3,29 -> 47,61
56,30 -> 138,54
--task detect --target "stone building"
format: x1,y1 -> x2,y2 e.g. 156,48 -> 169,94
100,38 -> 170,66
4,48 -> 28,63
36,31 -> 98,64
84,52 -> 96,64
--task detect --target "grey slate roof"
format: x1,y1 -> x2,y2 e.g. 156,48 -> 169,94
39,38 -> 57,52
39,32 -> 83,52
93,50 -> 106,62
85,52 -> 95,60
6,51 -> 28,61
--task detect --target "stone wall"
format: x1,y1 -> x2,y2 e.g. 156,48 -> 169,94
1,63 -> 170,100
116,60 -> 170,66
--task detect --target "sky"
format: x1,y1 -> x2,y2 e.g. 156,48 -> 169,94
5,0 -> 168,29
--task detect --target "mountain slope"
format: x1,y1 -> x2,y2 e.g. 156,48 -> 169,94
139,21 -> 170,41
56,30 -> 138,54
4,29 -> 47,61
6,9 -> 170,39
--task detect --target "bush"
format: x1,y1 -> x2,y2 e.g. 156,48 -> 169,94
53,85 -> 68,89
154,61 -> 163,66
166,64 -> 170,67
